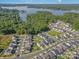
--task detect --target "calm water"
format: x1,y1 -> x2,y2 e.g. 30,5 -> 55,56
20,8 -> 79,20
2,6 -> 79,20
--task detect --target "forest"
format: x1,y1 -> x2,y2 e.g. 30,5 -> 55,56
26,12 -> 79,34
0,8 -> 25,35
0,8 -> 79,35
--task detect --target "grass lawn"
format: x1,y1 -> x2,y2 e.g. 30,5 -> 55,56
0,35 -> 12,53
32,36 -> 42,52
33,36 -> 42,43
47,30 -> 60,36
57,55 -> 65,59
32,43 -> 40,52
75,35 -> 79,38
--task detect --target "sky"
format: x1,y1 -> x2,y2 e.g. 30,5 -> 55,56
0,0 -> 79,4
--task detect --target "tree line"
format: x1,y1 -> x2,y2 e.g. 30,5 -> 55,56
0,8 -> 79,35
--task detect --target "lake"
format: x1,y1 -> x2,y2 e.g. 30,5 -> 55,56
1,6 -> 79,20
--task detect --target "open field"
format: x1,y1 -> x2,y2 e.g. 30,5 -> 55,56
0,35 -> 12,53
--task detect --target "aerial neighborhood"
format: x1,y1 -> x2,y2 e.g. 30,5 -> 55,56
3,35 -> 33,56
0,19 -> 79,59
33,20 -> 79,59
0,4 -> 79,59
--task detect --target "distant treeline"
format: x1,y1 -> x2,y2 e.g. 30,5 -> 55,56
27,4 -> 79,10
1,4 -> 79,10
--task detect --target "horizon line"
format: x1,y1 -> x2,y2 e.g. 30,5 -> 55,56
0,3 -> 79,4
